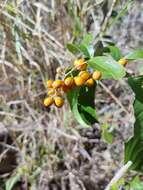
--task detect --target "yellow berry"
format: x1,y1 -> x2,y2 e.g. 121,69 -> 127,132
64,77 -> 74,87
79,71 -> 90,81
48,89 -> 55,96
54,96 -> 64,108
74,76 -> 85,86
44,97 -> 54,107
74,58 -> 87,70
47,80 -> 53,88
92,71 -> 102,80
52,80 -> 64,88
85,78 -> 94,87
118,58 -> 128,66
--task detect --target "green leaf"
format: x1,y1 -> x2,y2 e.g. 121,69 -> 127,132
94,41 -> 104,56
125,76 -> 143,172
77,44 -> 90,58
5,3 -> 16,15
111,10 -> 118,18
67,88 -> 88,127
125,50 -> 143,60
110,184 -> 119,190
87,45 -> 94,57
66,43 -> 93,58
66,43 -> 80,54
111,178 -> 125,190
78,44 -> 94,58
67,85 -> 98,127
88,56 -> 126,80
6,173 -> 21,190
73,16 -> 83,37
82,34 -> 93,45
108,45 -> 122,61
101,124 -> 113,144
130,176 -> 143,190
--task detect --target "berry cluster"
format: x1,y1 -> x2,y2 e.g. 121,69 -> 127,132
43,58 -> 101,108
43,57 -> 128,108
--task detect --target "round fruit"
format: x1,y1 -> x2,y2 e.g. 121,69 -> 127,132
92,71 -> 102,80
79,71 -> 90,81
54,96 -> 64,108
52,80 -> 64,88
44,97 -> 54,107
64,77 -> 74,87
74,58 -> 87,70
85,78 -> 94,87
74,76 -> 85,86
48,89 -> 55,95
47,80 -> 53,88
118,58 -> 128,66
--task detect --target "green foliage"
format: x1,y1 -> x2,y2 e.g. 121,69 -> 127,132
88,56 -> 126,79
101,124 -> 113,144
5,173 -> 21,190
5,2 -> 16,16
67,42 -> 127,127
73,16 -> 83,38
125,50 -> 143,60
67,35 -> 94,58
107,45 -> 122,61
66,43 -> 80,54
67,43 -> 94,58
78,44 -> 92,58
67,84 -> 98,127
82,34 -> 93,45
94,41 -> 104,56
129,176 -> 143,190
125,76 -> 143,172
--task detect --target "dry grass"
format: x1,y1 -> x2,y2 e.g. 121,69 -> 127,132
0,0 -> 143,189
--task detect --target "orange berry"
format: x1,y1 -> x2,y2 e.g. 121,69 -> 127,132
85,78 -> 94,87
54,96 -> 64,108
92,71 -> 102,80
74,58 -> 87,70
48,89 -> 55,95
43,97 -> 54,107
47,80 -> 53,88
79,71 -> 90,81
74,76 -> 85,86
118,58 -> 128,66
64,77 -> 74,87
52,80 -> 64,88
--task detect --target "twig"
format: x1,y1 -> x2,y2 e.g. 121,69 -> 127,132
85,0 -> 105,13
0,143 -> 20,163
99,81 -> 130,115
1,10 -> 63,49
56,128 -> 79,141
100,0 -> 118,36
105,161 -> 132,190
0,111 -> 28,120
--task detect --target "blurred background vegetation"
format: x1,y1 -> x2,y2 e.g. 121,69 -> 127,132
0,0 -> 143,189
